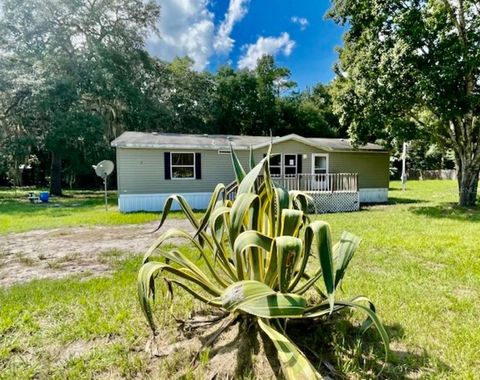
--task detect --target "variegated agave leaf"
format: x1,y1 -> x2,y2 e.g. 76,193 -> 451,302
138,145 -> 390,379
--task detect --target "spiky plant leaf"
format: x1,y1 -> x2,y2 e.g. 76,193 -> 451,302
138,145 -> 389,379
236,293 -> 307,318
229,143 -> 246,183
229,193 -> 260,251
154,194 -> 200,232
220,280 -> 306,318
138,261 -> 221,332
233,230 -> 272,281
194,183 -> 227,239
258,319 -> 322,380
237,156 -> 268,194
279,209 -> 304,237
143,228 -> 229,288
220,280 -> 275,311
249,146 -> 256,171
334,231 -> 361,288
275,236 -> 303,292
289,190 -> 314,213
305,221 -> 335,312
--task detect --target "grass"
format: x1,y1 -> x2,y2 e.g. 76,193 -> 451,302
0,189 -> 198,235
0,180 -> 479,379
0,252 -> 201,379
318,180 -> 480,379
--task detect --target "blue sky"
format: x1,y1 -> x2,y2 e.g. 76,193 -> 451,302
147,0 -> 346,90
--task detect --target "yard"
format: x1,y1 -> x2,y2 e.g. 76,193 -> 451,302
0,181 -> 479,379
0,190 -> 161,235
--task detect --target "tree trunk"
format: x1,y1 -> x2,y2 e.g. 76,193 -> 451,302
457,160 -> 479,207
50,152 -> 63,196
448,113 -> 479,207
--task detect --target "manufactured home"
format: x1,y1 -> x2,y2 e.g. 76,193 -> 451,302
111,132 -> 390,213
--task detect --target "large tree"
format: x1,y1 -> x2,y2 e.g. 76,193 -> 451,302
213,66 -> 260,135
0,0 -> 160,195
161,57 -> 216,134
277,84 -> 343,137
329,0 -> 480,206
212,55 -> 297,136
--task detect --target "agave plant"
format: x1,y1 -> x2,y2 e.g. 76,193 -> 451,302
138,147 -> 389,379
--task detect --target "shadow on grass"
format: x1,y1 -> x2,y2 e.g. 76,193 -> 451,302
388,197 -> 423,205
0,194 -> 196,219
286,318 -> 450,379
0,196 -> 120,215
409,203 -> 480,222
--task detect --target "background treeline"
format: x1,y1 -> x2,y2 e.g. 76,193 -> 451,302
1,54 -> 342,192
0,1 -> 343,193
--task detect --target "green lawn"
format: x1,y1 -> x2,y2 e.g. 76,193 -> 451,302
1,181 -> 479,379
0,189 -> 191,235
320,181 -> 480,379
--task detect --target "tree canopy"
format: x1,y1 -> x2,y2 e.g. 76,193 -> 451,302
328,0 -> 480,206
0,1 -> 342,194
0,0 -> 161,194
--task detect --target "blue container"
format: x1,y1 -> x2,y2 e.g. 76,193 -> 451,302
39,192 -> 49,203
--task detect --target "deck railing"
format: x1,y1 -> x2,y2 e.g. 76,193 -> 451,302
225,180 -> 238,201
225,173 -> 358,200
272,173 -> 358,193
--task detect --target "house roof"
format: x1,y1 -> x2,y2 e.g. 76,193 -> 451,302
111,132 -> 387,152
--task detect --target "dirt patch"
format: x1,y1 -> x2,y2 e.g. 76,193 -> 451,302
452,286 -> 478,300
51,337 -> 115,363
422,260 -> 446,271
146,315 -> 280,379
0,220 -> 194,287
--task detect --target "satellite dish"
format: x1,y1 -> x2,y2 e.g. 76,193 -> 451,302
92,160 -> 115,211
93,160 -> 114,180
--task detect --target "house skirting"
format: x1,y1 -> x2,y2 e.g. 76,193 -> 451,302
359,188 -> 388,203
118,188 -> 388,213
118,192 -> 212,212
306,191 -> 360,213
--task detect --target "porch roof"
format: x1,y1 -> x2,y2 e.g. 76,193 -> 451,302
111,132 -> 387,152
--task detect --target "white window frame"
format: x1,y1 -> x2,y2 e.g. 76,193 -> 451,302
283,154 -> 298,176
269,153 -> 282,177
170,152 -> 196,180
267,153 -> 301,177
311,154 -> 329,174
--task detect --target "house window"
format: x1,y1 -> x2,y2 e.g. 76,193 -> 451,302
284,154 -> 297,176
313,155 -> 328,174
269,154 -> 282,177
171,152 -> 195,179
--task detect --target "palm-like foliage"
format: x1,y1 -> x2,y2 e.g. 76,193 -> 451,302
138,147 -> 389,379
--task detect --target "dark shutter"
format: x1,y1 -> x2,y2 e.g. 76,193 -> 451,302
195,153 -> 202,179
297,154 -> 302,174
164,152 -> 171,180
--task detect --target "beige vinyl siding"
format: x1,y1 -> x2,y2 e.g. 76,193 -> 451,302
116,140 -> 389,194
253,140 -> 328,173
329,152 -> 390,188
116,148 -> 249,194
253,140 -> 390,188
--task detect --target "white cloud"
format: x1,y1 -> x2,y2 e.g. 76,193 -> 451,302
147,0 -> 215,70
238,32 -> 295,70
291,16 -> 309,31
214,0 -> 250,54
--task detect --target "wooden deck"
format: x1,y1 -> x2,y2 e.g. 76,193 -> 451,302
226,173 -> 360,213
271,173 -> 358,193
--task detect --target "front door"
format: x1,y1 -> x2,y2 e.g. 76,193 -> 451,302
312,154 -> 329,190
